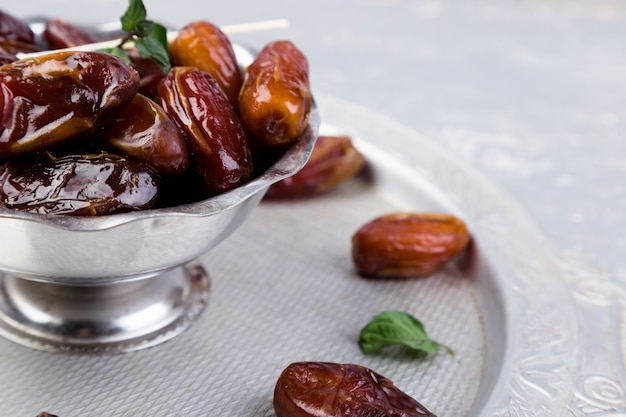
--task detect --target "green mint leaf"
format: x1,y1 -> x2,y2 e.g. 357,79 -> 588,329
150,22 -> 169,49
115,1 -> 171,72
134,19 -> 155,38
358,310 -> 453,356
135,37 -> 170,72
121,0 -> 147,31
99,47 -> 132,65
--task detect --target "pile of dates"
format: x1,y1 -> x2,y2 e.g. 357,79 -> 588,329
0,10 -> 312,215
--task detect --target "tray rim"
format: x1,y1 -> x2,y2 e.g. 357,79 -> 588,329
315,92 -> 582,416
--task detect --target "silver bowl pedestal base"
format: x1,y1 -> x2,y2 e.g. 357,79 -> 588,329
0,263 -> 210,353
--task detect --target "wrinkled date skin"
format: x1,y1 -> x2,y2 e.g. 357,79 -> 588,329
0,153 -> 160,216
274,362 -> 437,417
158,66 -> 252,196
0,51 -> 140,158
239,40 -> 312,147
169,20 -> 242,110
99,93 -> 189,175
352,212 -> 471,278
43,18 -> 97,49
265,134 -> 366,199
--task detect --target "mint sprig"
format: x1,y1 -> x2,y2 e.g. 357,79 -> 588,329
101,0 -> 171,72
120,0 -> 148,31
359,310 -> 454,357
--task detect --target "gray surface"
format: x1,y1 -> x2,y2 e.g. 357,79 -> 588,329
8,0 -> 625,286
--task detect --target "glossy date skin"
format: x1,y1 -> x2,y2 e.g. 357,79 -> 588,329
99,93 -> 189,175
127,50 -> 166,98
43,18 -> 97,49
0,10 -> 38,60
0,51 -> 140,158
239,40 -> 312,147
0,49 -> 16,65
352,212 -> 471,278
274,362 -> 437,417
265,135 -> 366,199
0,153 -> 160,216
169,20 -> 242,110
158,66 -> 252,196
0,37 -> 40,56
0,10 -> 34,44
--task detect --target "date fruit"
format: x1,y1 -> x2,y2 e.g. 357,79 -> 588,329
0,49 -> 16,65
0,37 -> 40,56
158,66 -> 252,195
274,362 -> 436,417
352,212 -> 471,278
0,10 -> 35,44
43,18 -> 97,49
169,20 -> 242,109
265,135 -> 365,199
0,51 -> 140,158
99,93 -> 189,175
127,50 -> 167,98
0,153 -> 159,215
238,40 -> 312,147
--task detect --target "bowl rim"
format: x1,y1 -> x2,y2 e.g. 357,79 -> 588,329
0,102 -> 320,232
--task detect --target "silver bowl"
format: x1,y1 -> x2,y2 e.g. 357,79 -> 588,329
0,42 -> 320,353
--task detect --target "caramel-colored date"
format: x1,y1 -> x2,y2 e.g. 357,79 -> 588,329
274,362 -> 437,417
43,18 -> 97,49
352,212 -> 471,278
0,51 -> 140,158
0,153 -> 160,216
158,66 -> 252,195
99,94 -> 189,175
239,40 -> 312,147
169,20 -> 242,109
266,135 -> 365,199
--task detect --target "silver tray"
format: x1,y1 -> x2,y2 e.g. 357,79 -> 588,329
1,92 -> 624,416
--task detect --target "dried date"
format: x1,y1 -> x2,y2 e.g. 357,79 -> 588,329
0,49 -> 16,65
238,40 -> 312,147
158,66 -> 252,196
265,135 -> 365,199
0,153 -> 159,215
169,20 -> 242,109
0,10 -> 34,44
127,50 -> 167,98
98,93 -> 189,175
0,37 -> 40,56
274,362 -> 436,417
43,18 -> 98,49
0,51 -> 140,158
352,212 -> 471,278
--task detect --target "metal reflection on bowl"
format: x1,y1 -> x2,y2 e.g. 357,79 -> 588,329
0,38 -> 320,353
